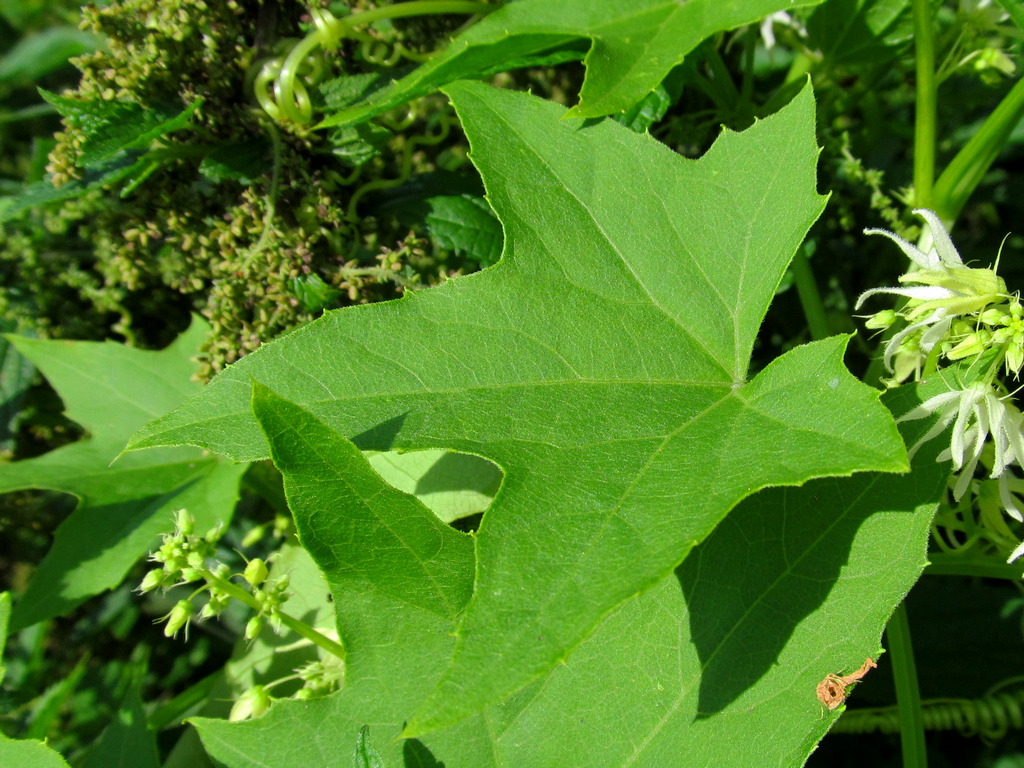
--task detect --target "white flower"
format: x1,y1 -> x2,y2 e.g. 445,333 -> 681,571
857,209 -> 1008,377
864,208 -> 964,271
901,382 -> 1024,561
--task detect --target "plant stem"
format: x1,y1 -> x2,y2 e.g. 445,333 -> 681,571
912,0 -> 937,208
791,248 -> 830,341
933,76 -> 1024,223
204,572 -> 347,661
885,602 -> 928,768
925,553 -> 1024,580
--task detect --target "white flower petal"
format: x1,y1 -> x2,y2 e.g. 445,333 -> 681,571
898,389 -> 962,422
919,315 -> 953,352
999,473 -> 1024,522
855,285 -> 955,309
913,208 -> 964,267
1007,538 -> 1024,563
864,226 -> 940,270
950,388 -> 986,470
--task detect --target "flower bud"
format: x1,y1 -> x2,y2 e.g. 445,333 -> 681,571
1007,344 -> 1024,376
240,524 -> 266,549
174,509 -> 195,537
864,309 -> 897,330
981,308 -> 1011,326
138,569 -> 164,593
244,558 -> 269,587
229,685 -> 272,721
245,615 -> 263,640
164,599 -> 194,638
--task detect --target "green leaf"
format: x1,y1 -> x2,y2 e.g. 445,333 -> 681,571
38,92 -> 202,167
190,384 -> 944,767
190,381 -> 475,767
421,195 -> 503,267
352,726 -> 387,768
198,140 -> 272,185
614,83 -> 672,133
131,81 -> 905,731
0,27 -> 99,85
0,733 -> 71,768
0,320 -> 36,452
372,171 -> 503,266
805,0 -> 915,67
0,96 -> 202,222
368,449 -> 500,523
0,318 -> 246,630
995,0 -> 1024,31
80,680 -> 160,768
319,0 -> 825,129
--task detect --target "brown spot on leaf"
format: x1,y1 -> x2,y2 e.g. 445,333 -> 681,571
816,657 -> 876,710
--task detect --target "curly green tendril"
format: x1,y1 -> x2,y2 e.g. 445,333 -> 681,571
254,2 -> 497,124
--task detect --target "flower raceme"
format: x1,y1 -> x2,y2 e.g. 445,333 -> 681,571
858,209 -> 1024,562
856,208 -> 1019,383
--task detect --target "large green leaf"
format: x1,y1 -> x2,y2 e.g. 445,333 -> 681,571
319,0 -> 825,129
130,81 -> 906,730
0,318 -> 246,630
191,383 -> 944,767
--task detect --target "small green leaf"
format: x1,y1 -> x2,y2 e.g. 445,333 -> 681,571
352,726 -> 387,768
38,92 -> 202,166
325,122 -> 393,168
199,140 -> 272,185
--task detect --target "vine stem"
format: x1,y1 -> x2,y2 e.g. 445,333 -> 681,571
933,76 -> 1024,223
886,602 -> 928,768
204,571 -> 347,661
912,0 -> 936,208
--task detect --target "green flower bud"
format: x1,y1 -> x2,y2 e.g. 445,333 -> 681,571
864,309 -> 897,330
204,521 -> 226,542
947,330 -> 992,361
1007,344 -> 1024,376
229,685 -> 272,721
245,615 -> 263,640
164,599 -> 194,638
187,551 -> 206,570
174,509 -> 195,537
244,558 -> 269,587
138,569 -> 164,593
981,308 -> 1011,326
240,524 -> 266,549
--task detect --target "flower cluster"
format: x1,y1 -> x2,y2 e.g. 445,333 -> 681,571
856,209 -> 1018,384
858,209 -> 1024,562
140,510 -> 346,719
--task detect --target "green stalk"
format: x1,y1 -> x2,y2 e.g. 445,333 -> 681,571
791,248 -> 830,341
912,0 -> 937,208
925,553 -> 1024,580
205,572 -> 347,661
885,602 -> 928,768
933,76 -> 1024,223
